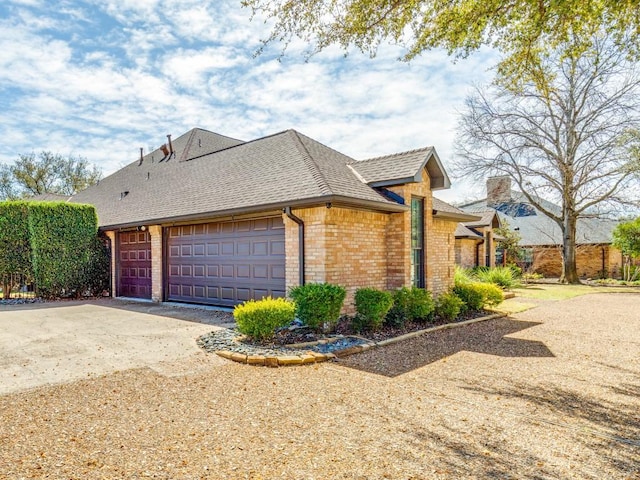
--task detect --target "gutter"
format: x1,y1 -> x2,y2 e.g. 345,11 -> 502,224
283,207 -> 305,286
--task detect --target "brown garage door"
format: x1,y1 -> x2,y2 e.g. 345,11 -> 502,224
166,217 -> 286,306
118,230 -> 152,299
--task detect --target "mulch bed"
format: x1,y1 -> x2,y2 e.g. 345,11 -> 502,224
249,310 -> 494,348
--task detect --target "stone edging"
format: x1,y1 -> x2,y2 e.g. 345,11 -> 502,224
215,312 -> 506,367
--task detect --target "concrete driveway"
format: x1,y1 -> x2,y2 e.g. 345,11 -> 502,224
0,299 -> 231,394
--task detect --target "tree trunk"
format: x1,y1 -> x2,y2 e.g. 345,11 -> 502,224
560,215 -> 581,283
2,279 -> 11,300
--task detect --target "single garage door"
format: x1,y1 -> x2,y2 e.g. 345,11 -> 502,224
118,230 -> 152,299
166,217 -> 286,306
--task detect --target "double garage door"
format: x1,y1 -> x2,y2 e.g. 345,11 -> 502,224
166,217 -> 286,307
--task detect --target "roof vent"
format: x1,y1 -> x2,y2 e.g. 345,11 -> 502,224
139,147 -> 144,166
120,191 -> 129,200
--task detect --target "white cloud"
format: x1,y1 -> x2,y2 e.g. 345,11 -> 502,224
0,0 -> 498,203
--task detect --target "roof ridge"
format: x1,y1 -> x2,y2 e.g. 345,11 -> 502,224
289,130 -> 333,196
355,146 -> 434,163
179,129 -> 198,162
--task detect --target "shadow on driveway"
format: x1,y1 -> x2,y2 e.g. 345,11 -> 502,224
337,317 -> 554,377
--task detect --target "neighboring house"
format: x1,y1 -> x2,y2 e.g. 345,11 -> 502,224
71,127 -> 476,309
453,210 -> 502,269
458,176 -> 624,278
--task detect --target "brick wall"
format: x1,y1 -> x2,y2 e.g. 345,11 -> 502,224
428,219 -> 457,294
148,225 -> 163,302
283,206 -> 388,312
455,238 -> 479,268
531,244 -> 619,279
104,230 -> 117,296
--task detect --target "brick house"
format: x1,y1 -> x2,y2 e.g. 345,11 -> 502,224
454,210 -> 502,269
458,176 -> 625,279
71,128 -> 476,309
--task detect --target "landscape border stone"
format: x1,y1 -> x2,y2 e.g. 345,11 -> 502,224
214,312 -> 506,367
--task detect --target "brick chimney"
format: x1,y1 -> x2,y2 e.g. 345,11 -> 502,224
486,176 -> 512,206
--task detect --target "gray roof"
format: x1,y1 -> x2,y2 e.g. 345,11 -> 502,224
432,197 -> 479,222
459,191 -> 619,246
463,210 -> 500,229
350,147 -> 451,190
455,224 -> 482,239
71,128 -> 409,229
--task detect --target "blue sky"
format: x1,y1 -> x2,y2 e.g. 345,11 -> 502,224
0,0 -> 497,202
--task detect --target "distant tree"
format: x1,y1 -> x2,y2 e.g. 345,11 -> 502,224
494,219 -> 522,266
1,152 -> 101,199
612,217 -> 640,282
455,34 -> 640,284
242,0 -> 640,85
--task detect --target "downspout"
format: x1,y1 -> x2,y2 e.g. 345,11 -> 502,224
283,207 -> 305,286
475,238 -> 484,267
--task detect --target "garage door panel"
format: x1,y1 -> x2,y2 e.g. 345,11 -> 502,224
118,230 -> 151,299
167,217 -> 286,306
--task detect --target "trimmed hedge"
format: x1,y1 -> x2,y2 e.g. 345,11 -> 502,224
234,297 -> 295,341
353,287 -> 394,332
0,202 -> 32,298
0,201 -> 108,298
289,283 -> 346,332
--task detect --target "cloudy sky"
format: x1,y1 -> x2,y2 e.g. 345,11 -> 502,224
0,0 -> 498,202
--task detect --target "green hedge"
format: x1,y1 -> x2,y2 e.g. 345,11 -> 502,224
289,283 -> 346,332
0,200 -> 108,298
0,202 -> 32,298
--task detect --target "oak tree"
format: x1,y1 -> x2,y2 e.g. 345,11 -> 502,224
242,0 -> 640,84
454,35 -> 640,283
0,152 -> 101,199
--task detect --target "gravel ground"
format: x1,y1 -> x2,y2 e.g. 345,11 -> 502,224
1,292 -> 639,479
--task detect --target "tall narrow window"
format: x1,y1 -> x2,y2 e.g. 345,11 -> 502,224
411,197 -> 425,288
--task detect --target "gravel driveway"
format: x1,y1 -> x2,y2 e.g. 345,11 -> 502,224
1,292 -> 639,479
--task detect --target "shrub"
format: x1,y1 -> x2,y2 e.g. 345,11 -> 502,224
435,291 -> 464,321
289,283 -> 346,332
474,282 -> 504,307
354,287 -> 394,331
453,282 -> 485,313
0,202 -> 32,299
385,287 -> 435,327
475,266 -> 520,289
454,265 -> 475,285
234,297 -> 295,341
454,281 -> 505,312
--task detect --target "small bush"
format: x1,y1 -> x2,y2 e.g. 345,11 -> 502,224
435,291 -> 464,321
475,266 -> 520,289
474,282 -> 504,307
234,297 -> 295,341
354,287 -> 394,331
453,282 -> 485,313
385,287 -> 435,327
289,283 -> 346,332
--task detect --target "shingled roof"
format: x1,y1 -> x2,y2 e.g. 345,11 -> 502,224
459,191 -> 619,246
350,147 -> 451,190
71,128 -> 409,229
432,197 -> 479,222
